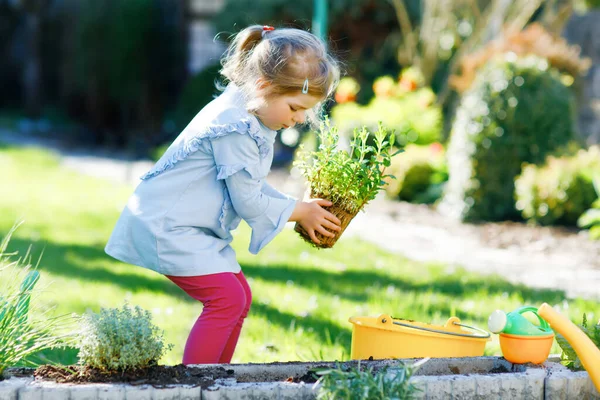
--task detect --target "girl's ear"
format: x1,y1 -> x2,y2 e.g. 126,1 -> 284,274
256,78 -> 271,90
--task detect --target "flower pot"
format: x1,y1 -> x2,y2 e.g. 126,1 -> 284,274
294,192 -> 359,249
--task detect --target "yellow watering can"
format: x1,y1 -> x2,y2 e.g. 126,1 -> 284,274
537,303 -> 600,391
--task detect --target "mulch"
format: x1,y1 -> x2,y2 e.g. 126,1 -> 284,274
34,364 -> 234,388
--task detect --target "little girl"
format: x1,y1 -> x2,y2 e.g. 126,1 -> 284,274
105,25 -> 342,365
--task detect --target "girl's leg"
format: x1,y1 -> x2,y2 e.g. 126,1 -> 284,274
166,273 -> 247,365
218,271 -> 252,363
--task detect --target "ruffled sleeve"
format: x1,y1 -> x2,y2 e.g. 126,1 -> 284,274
211,133 -> 297,254
140,117 -> 267,180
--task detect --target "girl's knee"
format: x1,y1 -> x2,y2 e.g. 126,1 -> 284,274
210,285 -> 248,319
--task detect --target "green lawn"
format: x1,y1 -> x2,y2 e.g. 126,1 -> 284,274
2,143 -> 599,366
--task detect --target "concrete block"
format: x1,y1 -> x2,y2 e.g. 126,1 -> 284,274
248,383 -> 280,399
499,373 -> 527,398
0,377 -> 31,400
17,385 -> 43,400
151,386 -> 180,400
97,384 -> 125,400
474,374 -> 503,399
450,375 -> 476,399
567,371 -> 600,400
176,385 -> 201,400
202,382 -> 264,400
546,367 -> 600,400
423,376 -> 454,400
523,368 -> 545,399
124,385 -> 153,400
305,382 -> 320,400
409,377 -> 427,400
69,385 -> 99,400
40,383 -> 72,400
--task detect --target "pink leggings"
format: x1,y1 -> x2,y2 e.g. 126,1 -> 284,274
166,272 -> 251,365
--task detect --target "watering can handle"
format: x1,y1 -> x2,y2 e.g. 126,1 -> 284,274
391,318 -> 490,339
513,306 -> 551,330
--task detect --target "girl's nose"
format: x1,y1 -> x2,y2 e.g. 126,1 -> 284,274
295,111 -> 306,124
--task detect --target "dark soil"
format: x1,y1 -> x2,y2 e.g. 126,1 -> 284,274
34,364 -> 234,388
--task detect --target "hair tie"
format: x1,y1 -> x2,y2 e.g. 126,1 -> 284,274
261,25 -> 275,38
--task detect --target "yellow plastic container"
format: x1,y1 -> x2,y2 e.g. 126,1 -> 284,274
349,314 -> 490,360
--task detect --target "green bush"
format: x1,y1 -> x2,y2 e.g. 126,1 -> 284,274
440,54 -> 577,222
515,146 -> 599,226
386,143 -> 448,204
78,304 -> 172,371
578,199 -> 600,240
577,170 -> 600,240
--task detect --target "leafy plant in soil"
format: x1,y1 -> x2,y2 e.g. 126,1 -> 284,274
77,303 -> 173,371
294,120 -> 402,248
314,360 -> 422,400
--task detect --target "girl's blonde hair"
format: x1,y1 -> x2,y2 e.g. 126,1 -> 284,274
220,25 -> 340,127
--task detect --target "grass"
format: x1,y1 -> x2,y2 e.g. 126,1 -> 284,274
2,142 -> 600,366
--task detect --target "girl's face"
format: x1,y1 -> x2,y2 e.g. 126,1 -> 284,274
254,91 -> 323,131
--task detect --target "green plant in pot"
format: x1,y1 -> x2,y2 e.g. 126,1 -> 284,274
294,120 -> 402,248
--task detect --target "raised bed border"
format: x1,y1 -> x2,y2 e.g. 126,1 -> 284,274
0,357 -> 598,399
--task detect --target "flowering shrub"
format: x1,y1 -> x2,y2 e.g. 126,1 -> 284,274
78,304 -> 172,371
450,23 -> 590,93
440,54 -> 576,222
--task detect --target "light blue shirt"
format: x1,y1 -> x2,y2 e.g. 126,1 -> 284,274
105,84 -> 297,276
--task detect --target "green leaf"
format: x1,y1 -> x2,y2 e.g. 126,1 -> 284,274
578,209 -> 600,229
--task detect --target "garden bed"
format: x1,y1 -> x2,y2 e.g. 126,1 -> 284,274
2,357 -> 598,399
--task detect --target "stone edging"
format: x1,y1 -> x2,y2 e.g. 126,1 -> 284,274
0,358 -> 598,399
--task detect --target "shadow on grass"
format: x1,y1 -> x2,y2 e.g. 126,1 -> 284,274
4,235 -> 186,300
241,262 -> 567,309
251,302 -> 352,352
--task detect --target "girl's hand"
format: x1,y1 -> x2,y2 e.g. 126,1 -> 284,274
290,199 -> 342,245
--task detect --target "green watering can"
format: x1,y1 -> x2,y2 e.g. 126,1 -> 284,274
487,306 -> 553,336
0,270 -> 40,324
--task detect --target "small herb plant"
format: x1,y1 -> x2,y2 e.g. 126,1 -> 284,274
314,360 -> 422,400
0,225 -> 71,379
78,304 -> 173,371
294,120 -> 402,247
556,313 -> 600,370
